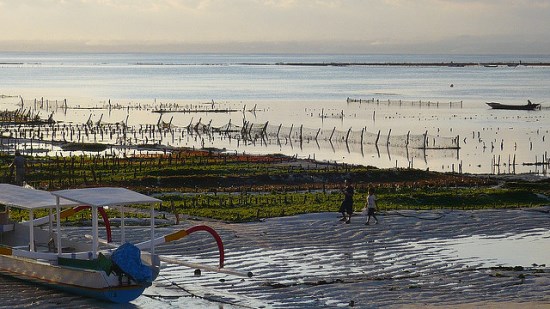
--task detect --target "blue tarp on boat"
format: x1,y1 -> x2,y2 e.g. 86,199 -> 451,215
111,242 -> 153,285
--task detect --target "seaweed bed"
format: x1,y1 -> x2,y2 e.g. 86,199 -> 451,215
2,148 -> 549,222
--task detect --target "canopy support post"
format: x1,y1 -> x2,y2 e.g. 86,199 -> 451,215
121,206 -> 125,244
150,203 -> 156,255
56,197 -> 62,255
29,209 -> 34,252
92,206 -> 98,258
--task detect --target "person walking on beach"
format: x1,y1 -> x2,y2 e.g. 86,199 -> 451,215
9,151 -> 28,186
339,179 -> 354,224
365,188 -> 379,225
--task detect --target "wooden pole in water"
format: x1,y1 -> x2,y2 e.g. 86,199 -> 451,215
329,127 -> 336,142
345,128 -> 352,143
289,124 -> 294,140
423,130 -> 428,149
261,121 -> 269,139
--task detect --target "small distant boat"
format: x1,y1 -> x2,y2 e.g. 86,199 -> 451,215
486,100 -> 541,111
448,63 -> 465,67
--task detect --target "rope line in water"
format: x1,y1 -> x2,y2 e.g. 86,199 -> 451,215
147,273 -> 258,309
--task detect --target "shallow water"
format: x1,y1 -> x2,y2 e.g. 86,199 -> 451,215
1,53 -> 550,176
1,95 -> 549,176
410,228 -> 550,268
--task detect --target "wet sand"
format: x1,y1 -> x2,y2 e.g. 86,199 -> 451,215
1,207 -> 549,308
153,206 -> 550,308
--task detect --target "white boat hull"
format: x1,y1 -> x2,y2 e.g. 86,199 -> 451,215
0,253 -> 159,303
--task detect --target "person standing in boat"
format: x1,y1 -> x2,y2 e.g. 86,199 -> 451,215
9,151 -> 28,186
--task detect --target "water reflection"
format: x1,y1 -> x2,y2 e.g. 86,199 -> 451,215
410,228 -> 550,267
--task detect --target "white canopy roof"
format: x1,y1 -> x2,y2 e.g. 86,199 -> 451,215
51,187 -> 161,207
0,183 -> 80,210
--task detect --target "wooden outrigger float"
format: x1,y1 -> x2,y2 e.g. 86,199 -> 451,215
0,184 -> 242,303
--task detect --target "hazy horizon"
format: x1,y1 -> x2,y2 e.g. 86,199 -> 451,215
1,1 -> 549,54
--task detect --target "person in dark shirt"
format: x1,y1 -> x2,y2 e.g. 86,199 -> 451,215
10,151 -> 28,186
338,179 -> 354,224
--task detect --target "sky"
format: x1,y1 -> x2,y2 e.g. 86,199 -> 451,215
1,0 -> 549,54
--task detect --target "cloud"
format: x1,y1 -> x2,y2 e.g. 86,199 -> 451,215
0,0 -> 549,53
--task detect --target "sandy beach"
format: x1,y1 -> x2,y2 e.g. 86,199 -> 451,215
0,206 -> 549,308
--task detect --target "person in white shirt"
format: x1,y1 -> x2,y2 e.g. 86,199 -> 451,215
365,188 -> 379,225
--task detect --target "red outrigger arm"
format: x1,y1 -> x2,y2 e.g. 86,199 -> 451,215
164,225 -> 225,268
60,206 -> 112,243
61,207 -> 225,269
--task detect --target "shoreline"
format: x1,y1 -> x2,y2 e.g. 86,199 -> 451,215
272,61 -> 550,67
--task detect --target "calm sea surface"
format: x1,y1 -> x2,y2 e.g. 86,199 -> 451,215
1,52 -> 550,101
1,52 -> 550,175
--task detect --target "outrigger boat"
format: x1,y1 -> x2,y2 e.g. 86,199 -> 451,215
486,100 -> 541,111
0,184 -> 239,303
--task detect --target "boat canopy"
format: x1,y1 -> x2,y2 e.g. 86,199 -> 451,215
51,187 -> 161,207
51,187 -> 162,257
0,184 -> 79,210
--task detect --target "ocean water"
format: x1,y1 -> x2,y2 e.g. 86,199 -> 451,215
1,52 -> 550,175
1,52 -> 550,102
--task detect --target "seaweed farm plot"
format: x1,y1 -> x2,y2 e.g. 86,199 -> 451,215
208,121 -> 461,168
1,96 -> 549,176
1,96 -> 460,163
0,110 -> 497,177
346,97 -> 464,108
1,119 -> 459,164
217,121 -> 459,150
